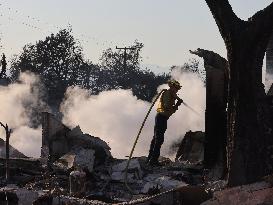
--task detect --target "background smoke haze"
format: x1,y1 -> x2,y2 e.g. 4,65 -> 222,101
61,69 -> 206,159
0,70 -> 205,159
0,72 -> 44,157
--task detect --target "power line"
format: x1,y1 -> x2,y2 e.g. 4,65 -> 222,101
0,1 -> 147,64
0,1 -> 116,49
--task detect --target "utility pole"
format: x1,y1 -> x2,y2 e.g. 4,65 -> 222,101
115,46 -> 141,87
115,46 -> 140,71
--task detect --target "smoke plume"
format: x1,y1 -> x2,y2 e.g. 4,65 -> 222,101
61,69 -> 205,159
0,72 -> 46,157
0,70 -> 205,159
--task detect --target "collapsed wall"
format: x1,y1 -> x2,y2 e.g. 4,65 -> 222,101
41,112 -> 112,168
41,112 -> 71,163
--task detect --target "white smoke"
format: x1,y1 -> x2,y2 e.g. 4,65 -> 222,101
61,70 -> 205,159
0,72 -> 45,158
10,126 -> 42,157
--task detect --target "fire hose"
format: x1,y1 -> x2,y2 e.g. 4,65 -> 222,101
124,89 -> 166,194
124,89 -> 201,194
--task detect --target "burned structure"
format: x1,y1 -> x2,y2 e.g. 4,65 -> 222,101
41,112 -> 112,167
41,112 -> 71,163
28,113 -> 211,204
175,131 -> 204,164
190,49 -> 228,177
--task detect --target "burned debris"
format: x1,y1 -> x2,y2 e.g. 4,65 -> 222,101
0,111 -> 209,204
41,112 -> 112,168
0,109 -> 270,205
175,131 -> 204,164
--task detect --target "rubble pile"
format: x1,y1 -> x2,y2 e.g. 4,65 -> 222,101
0,113 -> 207,204
0,158 -> 41,187
175,131 -> 204,163
0,156 -> 205,204
0,113 -> 272,204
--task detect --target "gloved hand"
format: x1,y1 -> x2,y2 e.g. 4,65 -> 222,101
176,98 -> 183,107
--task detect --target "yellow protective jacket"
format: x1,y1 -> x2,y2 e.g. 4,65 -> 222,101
156,90 -> 177,117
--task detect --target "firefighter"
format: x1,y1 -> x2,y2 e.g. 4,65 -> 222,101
147,80 -> 183,166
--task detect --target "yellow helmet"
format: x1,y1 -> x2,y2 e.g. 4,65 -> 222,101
168,80 -> 182,89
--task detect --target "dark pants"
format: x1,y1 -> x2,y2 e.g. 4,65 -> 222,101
147,113 -> 168,163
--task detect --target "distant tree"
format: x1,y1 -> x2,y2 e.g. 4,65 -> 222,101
171,58 -> 205,83
100,41 -> 144,89
75,60 -> 102,93
0,53 -> 7,79
10,30 -> 169,106
10,28 -> 96,107
99,41 -> 169,101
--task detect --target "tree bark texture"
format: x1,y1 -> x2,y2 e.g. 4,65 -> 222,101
205,0 -> 273,186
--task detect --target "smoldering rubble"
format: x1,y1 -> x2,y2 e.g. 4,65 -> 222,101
0,112 -> 272,205
0,112 -> 204,204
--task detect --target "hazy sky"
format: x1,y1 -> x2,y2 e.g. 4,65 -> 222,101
0,0 -> 272,72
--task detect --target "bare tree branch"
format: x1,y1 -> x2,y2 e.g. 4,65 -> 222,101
205,0 -> 243,39
0,122 -> 11,133
249,2 -> 273,40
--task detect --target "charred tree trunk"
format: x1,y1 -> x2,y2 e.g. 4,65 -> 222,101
205,0 -> 273,186
226,32 -> 273,186
190,48 -> 228,179
0,122 -> 11,181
